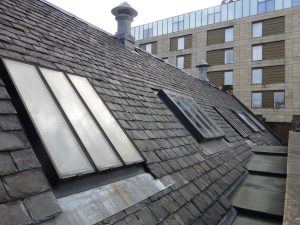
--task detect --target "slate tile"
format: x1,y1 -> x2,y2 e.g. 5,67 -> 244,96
3,169 -> 49,198
0,131 -> 30,151
0,152 -> 17,176
0,115 -> 22,131
0,201 -> 32,225
0,179 -> 9,203
10,149 -> 40,171
148,200 -> 169,222
136,207 -> 158,225
24,191 -> 61,223
0,101 -> 16,114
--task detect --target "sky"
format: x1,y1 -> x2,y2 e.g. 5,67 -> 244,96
46,0 -> 221,34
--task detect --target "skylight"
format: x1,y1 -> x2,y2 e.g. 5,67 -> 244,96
234,110 -> 260,132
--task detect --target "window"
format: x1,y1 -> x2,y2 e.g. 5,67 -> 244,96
252,22 -> 262,38
208,7 -> 215,24
274,91 -> 285,108
159,90 -> 224,141
225,27 -> 234,42
252,45 -> 262,61
234,110 -> 260,132
224,71 -> 233,85
224,49 -> 234,64
244,112 -> 266,131
145,43 -> 152,53
178,37 -> 185,50
252,68 -> 262,84
143,27 -> 153,39
173,16 -> 184,32
294,0 -> 300,6
177,56 -> 184,69
214,107 -> 248,138
3,59 -> 143,180
252,92 -> 262,108
258,0 -> 275,13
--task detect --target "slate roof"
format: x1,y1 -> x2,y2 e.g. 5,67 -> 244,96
0,0 -> 281,224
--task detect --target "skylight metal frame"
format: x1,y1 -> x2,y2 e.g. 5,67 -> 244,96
158,89 -> 225,142
233,110 -> 260,132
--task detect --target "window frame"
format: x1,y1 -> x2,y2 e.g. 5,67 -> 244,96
225,27 -> 234,42
252,68 -> 263,84
224,49 -> 234,64
274,91 -> 285,108
252,45 -> 263,61
252,21 -> 263,38
177,37 -> 185,50
158,89 -> 225,142
0,58 -> 145,189
176,56 -> 185,69
224,71 -> 233,85
234,110 -> 260,132
252,92 -> 263,108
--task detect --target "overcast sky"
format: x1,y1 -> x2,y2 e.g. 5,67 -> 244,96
46,0 -> 221,34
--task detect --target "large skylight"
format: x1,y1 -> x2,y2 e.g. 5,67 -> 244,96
3,59 -> 143,179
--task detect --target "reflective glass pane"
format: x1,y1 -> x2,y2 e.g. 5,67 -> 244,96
158,20 -> 163,35
258,1 -> 266,13
163,19 -> 168,34
139,26 -> 143,40
208,14 -> 214,24
225,27 -> 234,42
202,9 -> 208,25
250,0 -> 258,15
252,45 -> 262,61
134,27 -> 139,41
221,4 -> 228,21
153,22 -> 158,37
215,12 -> 221,23
293,0 -> 300,6
177,56 -> 184,69
145,43 -> 152,53
225,49 -> 234,64
284,0 -> 292,8
228,2 -> 235,20
252,92 -> 262,108
243,0 -> 250,16
196,11 -> 202,27
252,22 -> 262,38
184,13 -> 190,30
131,28 -> 135,37
173,16 -> 178,32
190,12 -> 196,28
168,18 -> 173,33
274,92 -> 285,108
69,75 -> 143,164
4,59 -> 94,179
235,0 -> 242,18
252,69 -> 262,84
178,37 -> 185,50
178,21 -> 184,31
275,0 -> 283,9
224,71 -> 233,85
267,0 -> 275,12
40,68 -> 122,170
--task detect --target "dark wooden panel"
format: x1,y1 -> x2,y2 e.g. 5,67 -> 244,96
263,65 -> 285,84
208,71 -> 224,86
207,28 -> 225,45
263,17 -> 285,37
152,42 -> 158,55
207,50 -> 225,66
263,41 -> 285,60
170,37 -> 178,51
262,91 -> 274,108
184,54 -> 192,69
185,35 -> 192,49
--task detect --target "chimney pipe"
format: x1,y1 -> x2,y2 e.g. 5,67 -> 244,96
112,2 -> 138,49
196,60 -> 209,82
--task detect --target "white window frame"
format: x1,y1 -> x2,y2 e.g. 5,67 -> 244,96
252,92 -> 262,108
252,68 -> 262,84
252,22 -> 263,38
178,37 -> 185,50
224,71 -> 233,85
252,45 -> 262,61
177,56 -> 184,69
145,43 -> 152,53
224,49 -> 234,64
225,27 -> 234,42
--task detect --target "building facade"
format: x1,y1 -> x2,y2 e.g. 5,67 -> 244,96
132,0 -> 300,143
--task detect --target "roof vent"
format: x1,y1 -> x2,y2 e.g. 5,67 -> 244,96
196,60 -> 209,82
112,2 -> 138,49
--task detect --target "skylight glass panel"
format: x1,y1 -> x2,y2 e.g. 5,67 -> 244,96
235,110 -> 260,132
40,68 -> 122,170
243,112 -> 266,131
68,75 -> 143,164
214,107 -> 248,138
3,59 -> 94,179
158,90 -> 224,141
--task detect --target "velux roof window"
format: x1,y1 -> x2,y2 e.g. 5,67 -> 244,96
158,90 -> 224,141
3,59 -> 143,180
234,110 -> 260,132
